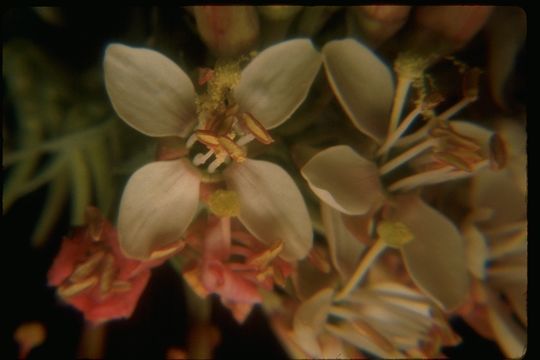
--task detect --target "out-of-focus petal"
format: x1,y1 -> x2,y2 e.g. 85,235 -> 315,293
322,39 -> 394,143
393,194 -> 470,310
471,169 -> 527,227
224,159 -> 312,261
104,44 -> 197,137
463,224 -> 489,280
321,203 -> 366,282
293,287 -> 334,358
118,160 -> 201,259
302,145 -> 385,215
234,39 -> 322,129
485,285 -> 527,358
485,7 -> 526,109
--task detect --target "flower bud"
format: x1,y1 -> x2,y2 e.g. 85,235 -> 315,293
415,6 -> 494,50
194,6 -> 260,58
353,6 -> 411,46
258,5 -> 302,21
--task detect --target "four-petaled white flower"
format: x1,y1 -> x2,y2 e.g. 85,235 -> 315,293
104,39 -> 321,261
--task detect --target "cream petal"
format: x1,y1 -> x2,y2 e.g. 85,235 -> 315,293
302,145 -> 385,215
471,168 -> 527,227
393,194 -> 470,310
322,39 -> 394,143
450,120 -> 494,156
118,159 -> 201,259
293,287 -> 334,358
234,39 -> 322,129
321,203 -> 366,282
485,285 -> 527,358
224,159 -> 312,261
463,223 -> 489,280
104,44 -> 197,137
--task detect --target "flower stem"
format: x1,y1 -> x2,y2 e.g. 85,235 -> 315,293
379,138 -> 435,176
334,238 -> 387,301
439,97 -> 475,120
378,106 -> 421,156
387,76 -> 413,136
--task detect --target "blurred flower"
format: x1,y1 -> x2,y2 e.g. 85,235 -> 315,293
459,148 -> 527,358
47,207 -> 176,324
183,215 -> 293,323
193,6 -> 260,58
104,39 -> 320,260
14,322 -> 46,359
283,283 -> 458,358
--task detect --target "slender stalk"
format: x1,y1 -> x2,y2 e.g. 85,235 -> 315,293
378,106 -> 421,156
387,77 -> 413,136
335,238 -> 387,301
379,138 -> 435,176
439,97 -> 474,120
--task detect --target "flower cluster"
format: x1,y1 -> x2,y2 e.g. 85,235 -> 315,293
43,5 -> 525,358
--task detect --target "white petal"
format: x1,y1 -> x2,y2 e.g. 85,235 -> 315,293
450,120 -> 494,156
393,195 -> 470,310
463,223 -> 489,279
234,39 -> 322,129
118,159 -> 201,259
104,44 -> 197,137
485,285 -> 527,358
293,287 -> 334,358
471,169 -> 527,227
301,145 -> 385,215
321,203 -> 366,282
322,39 -> 394,143
224,159 -> 312,261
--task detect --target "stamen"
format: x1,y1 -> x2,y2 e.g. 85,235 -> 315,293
207,157 -> 225,174
236,134 -> 255,146
378,106 -> 422,156
388,77 -> 414,136
240,113 -> 274,144
99,254 -> 115,294
186,133 -> 198,149
218,136 -> 246,162
395,118 -> 437,148
58,276 -> 98,298
335,238 -> 387,301
196,130 -> 220,148
379,138 -> 436,175
69,251 -> 105,282
193,150 -> 215,166
438,97 -> 475,120
387,166 -> 455,192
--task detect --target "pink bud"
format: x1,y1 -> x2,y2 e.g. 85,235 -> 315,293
194,6 -> 260,57
415,6 -> 494,50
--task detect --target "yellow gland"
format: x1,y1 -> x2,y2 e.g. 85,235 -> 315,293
377,220 -> 414,248
208,189 -> 241,217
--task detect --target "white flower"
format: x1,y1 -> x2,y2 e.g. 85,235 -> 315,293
104,39 -> 321,260
300,39 -> 493,310
291,283 -> 457,358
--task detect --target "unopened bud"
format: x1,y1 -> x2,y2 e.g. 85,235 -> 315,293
415,6 -> 494,51
194,6 -> 260,58
257,6 -> 303,21
353,6 -> 411,46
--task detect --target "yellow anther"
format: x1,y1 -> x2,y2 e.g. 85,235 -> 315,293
218,136 -> 247,162
99,254 -> 115,294
69,251 -> 105,282
377,220 -> 414,248
240,113 -> 274,144
208,189 -> 241,217
196,130 -> 220,148
394,51 -> 436,80
248,241 -> 284,270
58,276 -> 98,298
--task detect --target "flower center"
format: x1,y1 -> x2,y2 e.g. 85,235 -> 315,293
187,60 -> 274,173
